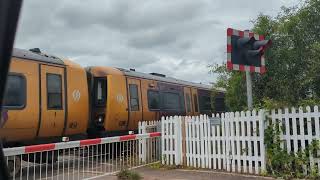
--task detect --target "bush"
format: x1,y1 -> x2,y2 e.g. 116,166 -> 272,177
117,169 -> 142,180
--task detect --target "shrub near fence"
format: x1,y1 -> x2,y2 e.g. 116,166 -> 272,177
160,106 -> 320,177
267,106 -> 320,178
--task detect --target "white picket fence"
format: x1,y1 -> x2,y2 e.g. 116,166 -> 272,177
138,120 -> 161,134
270,106 -> 320,173
161,116 -> 183,166
138,120 -> 161,164
160,106 -> 320,175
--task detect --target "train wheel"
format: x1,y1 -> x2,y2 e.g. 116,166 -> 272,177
7,156 -> 21,177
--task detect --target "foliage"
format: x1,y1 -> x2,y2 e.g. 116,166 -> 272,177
117,169 -> 142,180
211,0 -> 320,111
148,162 -> 181,170
264,119 -> 320,179
210,64 -> 247,111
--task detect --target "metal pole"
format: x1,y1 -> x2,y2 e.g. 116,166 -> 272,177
245,71 -> 253,110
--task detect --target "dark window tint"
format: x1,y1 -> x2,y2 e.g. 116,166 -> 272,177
47,74 -> 62,109
186,94 -> 191,112
193,94 -> 199,112
163,92 -> 181,111
94,78 -> 107,107
199,96 -> 212,111
215,97 -> 225,112
129,84 -> 139,111
3,74 -> 26,108
148,90 -> 160,110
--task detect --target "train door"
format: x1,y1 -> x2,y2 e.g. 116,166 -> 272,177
141,79 -> 158,121
191,88 -> 200,116
127,78 -> 142,130
38,65 -> 66,137
184,87 -> 193,116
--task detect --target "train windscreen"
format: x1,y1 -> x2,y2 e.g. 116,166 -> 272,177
94,78 -> 107,107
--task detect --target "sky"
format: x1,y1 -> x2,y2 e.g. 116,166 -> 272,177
14,0 -> 300,85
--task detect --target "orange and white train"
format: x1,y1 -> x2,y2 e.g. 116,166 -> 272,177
0,48 -> 225,147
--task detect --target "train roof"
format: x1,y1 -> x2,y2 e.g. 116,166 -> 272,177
12,48 -> 225,92
117,68 -> 225,92
12,48 -> 65,65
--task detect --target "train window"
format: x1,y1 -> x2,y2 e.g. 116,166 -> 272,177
193,94 -> 199,112
199,96 -> 212,111
186,94 -> 191,112
3,74 -> 26,108
163,92 -> 181,111
94,78 -> 107,107
215,97 -> 225,112
129,84 -> 139,111
148,90 -> 160,110
47,74 -> 62,109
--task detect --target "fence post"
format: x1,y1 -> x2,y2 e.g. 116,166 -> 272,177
225,112 -> 231,172
260,109 -> 266,173
161,116 -> 166,164
139,121 -> 147,163
206,115 -> 212,169
181,116 -> 187,166
174,116 -> 183,165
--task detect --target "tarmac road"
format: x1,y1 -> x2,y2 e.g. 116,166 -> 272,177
94,166 -> 274,180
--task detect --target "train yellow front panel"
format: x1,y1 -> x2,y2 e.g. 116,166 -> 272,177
0,58 -> 39,142
105,75 -> 128,131
64,60 -> 89,136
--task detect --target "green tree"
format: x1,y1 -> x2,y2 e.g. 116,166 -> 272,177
212,0 -> 320,111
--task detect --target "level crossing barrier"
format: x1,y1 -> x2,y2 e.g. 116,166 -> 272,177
4,132 -> 161,180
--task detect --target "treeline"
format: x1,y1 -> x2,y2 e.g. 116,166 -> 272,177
212,0 -> 320,111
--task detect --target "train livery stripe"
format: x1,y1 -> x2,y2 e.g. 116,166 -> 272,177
80,138 -> 102,146
25,144 -> 55,153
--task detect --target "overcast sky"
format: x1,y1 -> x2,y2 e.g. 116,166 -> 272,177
15,0 -> 299,84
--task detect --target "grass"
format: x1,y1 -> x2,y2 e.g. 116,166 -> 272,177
117,169 -> 142,180
148,162 -> 187,170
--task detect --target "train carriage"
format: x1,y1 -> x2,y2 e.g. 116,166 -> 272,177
87,66 -> 225,137
1,48 -> 225,147
1,48 -> 89,146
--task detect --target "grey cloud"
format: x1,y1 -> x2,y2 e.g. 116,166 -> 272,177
127,18 -> 222,50
56,0 -> 206,32
15,0 -> 299,84
128,29 -> 179,49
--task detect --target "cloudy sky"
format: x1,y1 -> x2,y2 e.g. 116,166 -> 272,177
15,0 -> 299,84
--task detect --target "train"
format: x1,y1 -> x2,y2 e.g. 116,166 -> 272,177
0,48 -> 225,147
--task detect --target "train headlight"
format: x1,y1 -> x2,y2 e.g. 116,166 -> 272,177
95,114 -> 105,125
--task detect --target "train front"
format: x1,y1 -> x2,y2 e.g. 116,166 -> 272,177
86,67 -> 129,138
